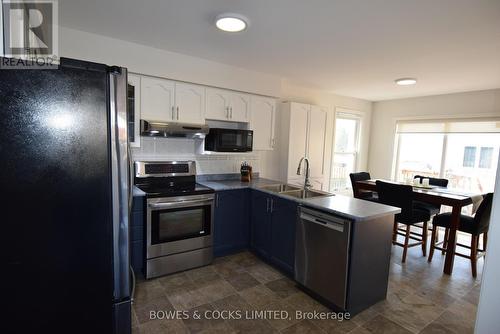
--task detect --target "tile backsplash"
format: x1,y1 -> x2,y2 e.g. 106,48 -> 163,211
131,137 -> 260,175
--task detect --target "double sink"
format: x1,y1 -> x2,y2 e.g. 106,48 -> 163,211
258,183 -> 332,199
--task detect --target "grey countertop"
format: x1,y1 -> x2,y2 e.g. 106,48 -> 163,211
197,177 -> 279,191
301,195 -> 400,221
198,177 -> 400,222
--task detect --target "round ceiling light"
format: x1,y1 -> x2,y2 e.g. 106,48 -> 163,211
215,14 -> 248,32
395,78 -> 417,86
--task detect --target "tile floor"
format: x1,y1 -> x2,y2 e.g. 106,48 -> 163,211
132,242 -> 482,334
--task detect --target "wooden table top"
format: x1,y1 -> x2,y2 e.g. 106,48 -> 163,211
356,179 -> 475,207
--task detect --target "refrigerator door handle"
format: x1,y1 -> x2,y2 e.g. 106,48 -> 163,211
109,67 -> 131,302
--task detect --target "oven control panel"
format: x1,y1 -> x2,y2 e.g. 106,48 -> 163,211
135,161 -> 196,178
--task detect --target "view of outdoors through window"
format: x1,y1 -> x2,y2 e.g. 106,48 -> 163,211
330,117 -> 360,192
396,132 -> 499,194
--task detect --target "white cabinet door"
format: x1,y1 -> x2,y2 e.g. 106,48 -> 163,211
229,92 -> 250,122
174,83 -> 205,124
307,105 -> 328,178
140,77 -> 175,122
206,88 -> 230,121
250,96 -> 276,151
127,74 -> 141,147
288,103 -> 309,179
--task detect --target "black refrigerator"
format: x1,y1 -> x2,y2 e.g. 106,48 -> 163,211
1,58 -> 131,334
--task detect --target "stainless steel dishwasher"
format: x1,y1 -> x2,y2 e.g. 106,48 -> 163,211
295,206 -> 351,310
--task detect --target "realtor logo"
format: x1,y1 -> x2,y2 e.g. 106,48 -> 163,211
2,0 -> 58,65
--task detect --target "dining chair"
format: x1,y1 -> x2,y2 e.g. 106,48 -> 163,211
428,193 -> 493,278
376,180 -> 431,263
413,175 -> 449,216
350,172 -> 378,202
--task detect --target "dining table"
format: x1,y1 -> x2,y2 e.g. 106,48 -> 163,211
356,179 -> 479,275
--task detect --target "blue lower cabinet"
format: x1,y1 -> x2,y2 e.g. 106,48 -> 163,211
250,190 -> 272,258
130,195 -> 144,273
250,190 -> 297,276
270,196 -> 298,275
213,189 -> 250,257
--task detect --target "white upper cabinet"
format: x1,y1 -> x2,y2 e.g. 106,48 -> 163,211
307,105 -> 328,178
206,88 -> 230,120
229,93 -> 250,122
206,89 -> 250,122
140,77 -> 205,123
288,103 -> 309,179
250,96 -> 276,151
140,76 -> 175,122
280,102 -> 329,185
174,82 -> 205,124
127,74 -> 141,147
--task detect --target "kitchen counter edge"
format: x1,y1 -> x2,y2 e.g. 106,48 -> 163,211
198,178 -> 401,222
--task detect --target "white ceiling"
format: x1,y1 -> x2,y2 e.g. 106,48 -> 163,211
59,0 -> 500,101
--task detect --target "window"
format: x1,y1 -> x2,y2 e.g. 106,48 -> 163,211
394,119 -> 500,194
330,114 -> 361,192
463,147 -> 476,167
479,147 -> 493,169
396,133 -> 444,181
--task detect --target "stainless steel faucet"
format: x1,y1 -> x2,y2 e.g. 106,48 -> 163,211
296,157 -> 312,189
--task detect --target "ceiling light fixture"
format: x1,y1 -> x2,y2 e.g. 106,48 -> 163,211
395,78 -> 417,86
215,14 -> 248,32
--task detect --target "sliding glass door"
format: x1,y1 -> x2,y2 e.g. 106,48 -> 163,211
443,133 -> 499,193
394,119 -> 500,194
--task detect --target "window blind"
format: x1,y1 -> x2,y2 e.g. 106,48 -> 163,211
396,118 -> 500,134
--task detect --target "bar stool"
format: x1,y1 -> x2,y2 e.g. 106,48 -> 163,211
376,181 -> 431,262
428,193 -> 493,277
413,175 -> 449,216
350,172 -> 378,202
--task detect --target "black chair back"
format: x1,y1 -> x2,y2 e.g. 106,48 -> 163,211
414,175 -> 448,187
474,193 -> 494,234
350,172 -> 371,198
376,181 -> 413,222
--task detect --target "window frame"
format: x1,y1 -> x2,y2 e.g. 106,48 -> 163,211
330,111 -> 362,192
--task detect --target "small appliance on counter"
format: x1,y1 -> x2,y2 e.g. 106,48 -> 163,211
204,128 -> 253,152
240,161 -> 253,182
134,161 -> 215,279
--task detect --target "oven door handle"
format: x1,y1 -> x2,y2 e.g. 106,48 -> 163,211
149,198 -> 213,209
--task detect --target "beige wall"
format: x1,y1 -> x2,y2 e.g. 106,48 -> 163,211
369,89 -> 500,179
60,27 -> 282,97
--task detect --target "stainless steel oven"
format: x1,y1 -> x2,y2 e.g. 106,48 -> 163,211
147,194 -> 214,259
135,160 -> 215,279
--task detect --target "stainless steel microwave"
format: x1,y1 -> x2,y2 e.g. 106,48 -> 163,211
204,128 -> 253,152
